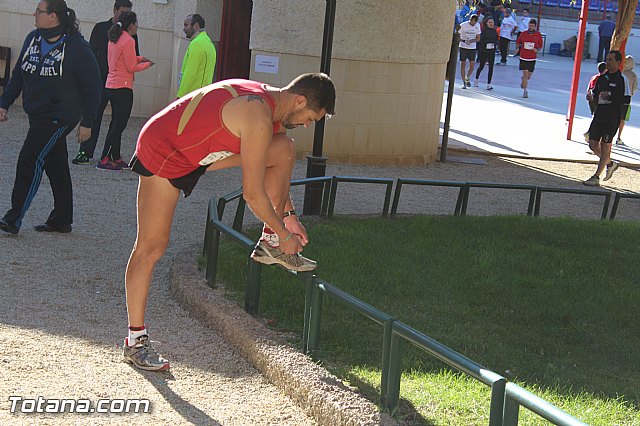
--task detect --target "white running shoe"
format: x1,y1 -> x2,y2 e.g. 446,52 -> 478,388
251,240 -> 317,272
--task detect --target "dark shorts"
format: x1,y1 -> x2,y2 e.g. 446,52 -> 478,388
519,59 -> 536,72
460,48 -> 477,62
129,155 -> 208,198
587,121 -> 619,144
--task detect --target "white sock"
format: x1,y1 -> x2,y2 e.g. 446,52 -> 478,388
127,328 -> 147,346
261,224 -> 279,247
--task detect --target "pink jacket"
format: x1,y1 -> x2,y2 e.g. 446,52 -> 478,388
105,31 -> 150,89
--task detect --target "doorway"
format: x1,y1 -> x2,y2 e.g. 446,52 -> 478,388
218,0 -> 253,80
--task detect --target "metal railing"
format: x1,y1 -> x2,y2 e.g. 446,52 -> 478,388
201,175 -> 631,425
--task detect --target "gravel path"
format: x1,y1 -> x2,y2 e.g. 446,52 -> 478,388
0,108 -> 638,424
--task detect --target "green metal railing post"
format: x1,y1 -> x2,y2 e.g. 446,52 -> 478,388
609,193 -> 621,219
205,226 -> 220,288
217,197 -> 227,219
489,378 -> 507,426
382,182 -> 393,217
232,197 -> 246,231
390,180 -> 403,217
502,394 -> 520,426
534,187 -> 542,217
328,176 -> 338,217
384,332 -> 404,412
321,179 -> 331,217
380,318 -> 394,406
203,202 -> 211,257
302,275 -> 315,354
600,192 -> 611,220
245,260 -> 262,316
307,280 -> 324,357
527,188 -> 536,216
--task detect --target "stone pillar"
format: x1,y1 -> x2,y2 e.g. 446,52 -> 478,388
249,0 -> 455,165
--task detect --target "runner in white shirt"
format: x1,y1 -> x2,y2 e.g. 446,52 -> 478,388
498,8 -> 518,65
458,14 -> 481,89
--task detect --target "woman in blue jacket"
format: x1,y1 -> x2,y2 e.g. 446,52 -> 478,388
0,0 -> 101,235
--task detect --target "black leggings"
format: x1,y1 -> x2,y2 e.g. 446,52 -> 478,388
476,50 -> 496,84
101,87 -> 133,161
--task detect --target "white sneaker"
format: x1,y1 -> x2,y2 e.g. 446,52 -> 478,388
474,79 -> 479,87
616,138 -> 625,146
486,84 -> 493,90
603,161 -> 620,181
523,90 -> 528,98
251,240 -> 317,272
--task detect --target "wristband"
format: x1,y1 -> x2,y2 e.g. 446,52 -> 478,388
281,232 -> 294,242
282,210 -> 296,218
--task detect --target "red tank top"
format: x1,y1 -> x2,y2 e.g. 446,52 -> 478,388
135,79 -> 281,178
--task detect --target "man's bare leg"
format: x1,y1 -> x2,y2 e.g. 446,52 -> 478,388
263,134 -> 296,214
595,142 -> 612,177
125,175 -> 180,328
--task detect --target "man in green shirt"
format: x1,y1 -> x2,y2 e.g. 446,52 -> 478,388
177,14 -> 216,98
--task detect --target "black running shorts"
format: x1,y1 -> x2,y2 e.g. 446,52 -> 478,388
129,155 -> 208,197
519,59 -> 536,72
587,121 -> 619,144
459,48 -> 477,62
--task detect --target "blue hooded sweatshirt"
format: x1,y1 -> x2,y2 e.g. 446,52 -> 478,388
0,29 -> 101,128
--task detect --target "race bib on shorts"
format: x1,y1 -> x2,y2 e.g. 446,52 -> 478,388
486,43 -> 495,49
199,150 -> 234,166
524,42 -> 535,50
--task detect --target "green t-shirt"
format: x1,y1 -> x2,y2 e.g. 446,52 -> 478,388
177,31 -> 217,98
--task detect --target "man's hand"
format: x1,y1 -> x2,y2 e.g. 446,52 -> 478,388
284,215 -> 309,246
278,232 -> 303,254
77,126 -> 91,143
587,93 -> 594,102
0,108 -> 8,122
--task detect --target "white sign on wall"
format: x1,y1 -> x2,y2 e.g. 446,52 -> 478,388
255,55 -> 280,74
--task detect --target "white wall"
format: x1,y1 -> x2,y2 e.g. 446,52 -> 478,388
540,18 -> 640,60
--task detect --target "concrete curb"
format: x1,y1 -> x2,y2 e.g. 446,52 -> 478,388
169,245 -> 399,426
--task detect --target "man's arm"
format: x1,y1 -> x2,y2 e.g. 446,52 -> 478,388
177,41 -> 211,98
235,103 -> 302,254
74,40 -> 102,132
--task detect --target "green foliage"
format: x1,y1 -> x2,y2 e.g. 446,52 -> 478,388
216,216 -> 640,425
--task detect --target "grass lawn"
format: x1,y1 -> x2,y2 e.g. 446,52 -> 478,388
215,215 -> 640,425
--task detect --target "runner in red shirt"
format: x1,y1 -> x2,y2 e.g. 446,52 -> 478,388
515,19 -> 543,98
122,73 -> 335,371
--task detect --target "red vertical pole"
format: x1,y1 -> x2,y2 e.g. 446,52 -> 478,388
566,0 -> 590,140
538,0 -> 542,28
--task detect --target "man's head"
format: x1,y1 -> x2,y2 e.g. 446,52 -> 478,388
469,14 -> 478,25
183,14 -> 205,39
597,61 -> 607,74
35,0 -> 60,29
504,7 -> 512,17
528,19 -> 537,32
281,73 -> 336,130
606,50 -> 622,73
113,0 -> 132,22
485,17 -> 494,28
523,8 -> 529,16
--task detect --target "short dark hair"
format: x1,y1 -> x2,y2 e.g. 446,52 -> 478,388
284,73 -> 336,116
114,0 -> 133,10
609,50 -> 622,62
108,11 -> 137,43
529,18 -> 537,25
189,14 -> 205,28
523,8 -> 529,12
598,62 -> 607,73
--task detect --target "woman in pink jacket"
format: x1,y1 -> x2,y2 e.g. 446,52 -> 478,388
98,11 -> 153,170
